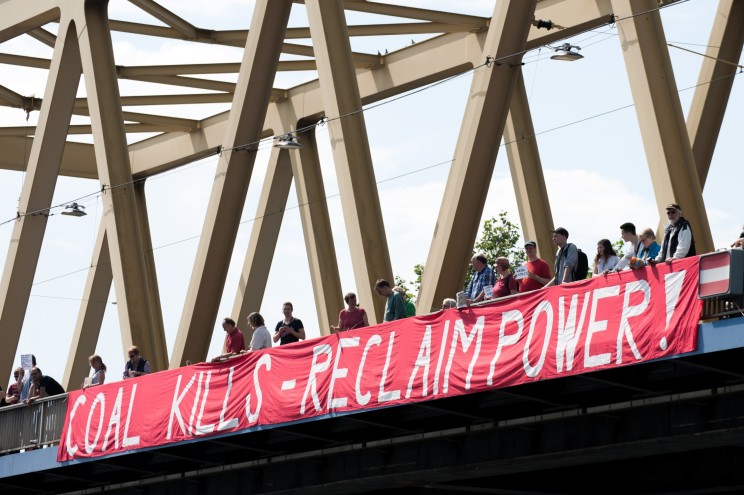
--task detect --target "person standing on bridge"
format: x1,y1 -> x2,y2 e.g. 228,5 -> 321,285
123,346 -> 151,379
652,203 -> 696,264
273,302 -> 306,346
211,317 -> 245,362
375,279 -> 406,322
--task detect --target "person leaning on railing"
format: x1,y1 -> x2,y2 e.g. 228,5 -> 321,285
24,367 -> 65,404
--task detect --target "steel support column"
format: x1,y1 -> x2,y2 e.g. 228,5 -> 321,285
231,145 -> 294,337
612,0 -> 713,253
76,1 -> 167,371
305,0 -> 392,324
290,126 -> 343,336
62,220 -> 112,390
686,0 -> 744,186
417,1 -> 537,313
0,16 -> 81,377
171,0 -> 292,367
504,70 -> 555,267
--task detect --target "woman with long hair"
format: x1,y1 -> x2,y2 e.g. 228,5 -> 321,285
86,354 -> 107,387
593,239 -> 618,275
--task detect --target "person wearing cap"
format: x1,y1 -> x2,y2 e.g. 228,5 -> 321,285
545,227 -> 577,286
653,203 -> 696,264
520,241 -> 551,293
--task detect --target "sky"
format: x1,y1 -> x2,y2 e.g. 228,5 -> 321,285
0,0 -> 741,388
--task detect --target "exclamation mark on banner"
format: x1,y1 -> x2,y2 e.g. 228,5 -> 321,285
662,271 -> 685,350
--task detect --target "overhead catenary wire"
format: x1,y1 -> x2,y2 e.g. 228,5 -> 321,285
24,63 -> 744,293
0,0 -> 692,228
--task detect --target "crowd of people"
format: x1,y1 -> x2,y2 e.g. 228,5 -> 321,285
3,202 -> 741,404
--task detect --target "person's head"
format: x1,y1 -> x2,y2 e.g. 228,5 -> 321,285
247,312 -> 264,328
29,367 -> 42,383
375,279 -> 392,297
127,346 -> 141,363
392,286 -> 408,300
665,203 -> 682,225
494,257 -> 510,274
222,317 -> 236,333
442,298 -> 457,309
524,241 -> 537,260
344,292 -> 358,308
596,239 -> 616,259
620,222 -> 636,242
282,302 -> 293,317
13,367 -> 23,382
471,253 -> 488,273
550,227 -> 569,247
639,227 -> 657,247
89,354 -> 106,371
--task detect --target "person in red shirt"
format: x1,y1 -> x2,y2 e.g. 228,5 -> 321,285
519,241 -> 551,293
211,317 -> 245,362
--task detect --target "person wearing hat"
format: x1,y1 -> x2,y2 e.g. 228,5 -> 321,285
653,203 -> 696,264
520,241 -> 551,293
545,227 -> 577,286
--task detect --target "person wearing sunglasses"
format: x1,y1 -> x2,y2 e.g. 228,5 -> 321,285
123,346 -> 151,379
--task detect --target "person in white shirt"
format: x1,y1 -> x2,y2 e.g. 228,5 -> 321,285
652,203 -> 696,264
246,312 -> 272,352
612,222 -> 643,272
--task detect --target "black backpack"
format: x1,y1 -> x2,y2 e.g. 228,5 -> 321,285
572,245 -> 588,281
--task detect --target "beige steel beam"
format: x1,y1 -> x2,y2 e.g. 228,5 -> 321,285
686,0 -> 744,187
0,1 -> 60,44
504,70 -> 555,269
133,179 -> 167,369
62,220 -> 112,391
305,0 -> 391,324
342,2 -> 488,29
0,16 -> 81,379
0,136 -> 96,179
612,0 -> 713,253
28,27 -> 57,48
417,0 -> 537,314
290,123 -> 343,336
0,123 -> 190,136
76,1 -> 167,371
170,0 -> 292,368
128,0 -> 198,39
230,144 -> 294,339
285,22 -> 475,38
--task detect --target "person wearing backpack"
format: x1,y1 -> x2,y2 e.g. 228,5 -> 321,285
545,227 -> 578,286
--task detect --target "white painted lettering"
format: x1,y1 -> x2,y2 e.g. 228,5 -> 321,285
167,374 -> 196,440
444,317 -> 485,392
406,325 -> 432,399
217,367 -> 239,431
328,337 -> 360,410
555,294 -> 590,373
65,395 -> 86,457
102,387 -> 123,450
84,393 -> 105,454
301,344 -> 333,414
246,354 -> 271,424
488,310 -> 524,385
355,335 -> 382,406
432,320 -> 450,395
378,332 -> 401,402
584,286 -> 620,368
122,384 -> 140,447
523,301 -> 554,377
195,371 -> 215,435
615,280 -> 649,363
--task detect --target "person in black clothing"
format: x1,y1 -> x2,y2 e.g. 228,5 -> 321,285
24,367 -> 65,403
652,203 -> 696,264
273,302 -> 306,346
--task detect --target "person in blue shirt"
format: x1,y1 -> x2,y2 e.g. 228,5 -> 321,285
466,253 -> 494,304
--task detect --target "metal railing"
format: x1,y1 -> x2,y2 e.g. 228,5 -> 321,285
0,394 -> 68,455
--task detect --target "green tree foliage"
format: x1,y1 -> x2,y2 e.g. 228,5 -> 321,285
396,211 -> 525,300
464,211 -> 527,289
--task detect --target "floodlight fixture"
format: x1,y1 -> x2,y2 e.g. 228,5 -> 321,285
61,202 -> 87,217
273,134 -> 303,149
550,43 -> 584,61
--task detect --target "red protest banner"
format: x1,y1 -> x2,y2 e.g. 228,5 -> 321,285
58,257 -> 701,461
